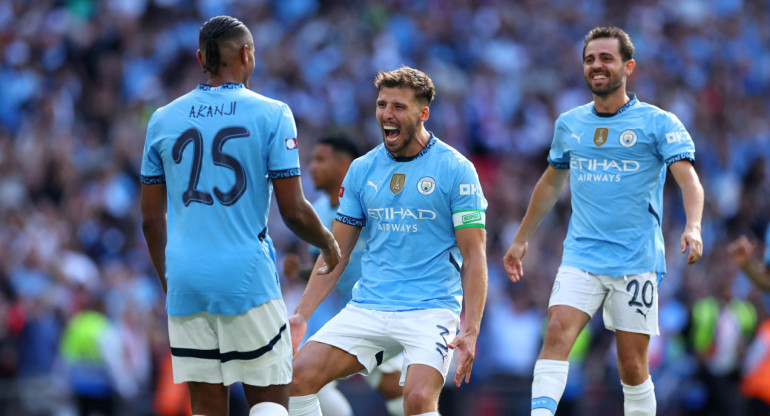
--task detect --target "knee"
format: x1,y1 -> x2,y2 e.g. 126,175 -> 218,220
617,355 -> 648,384
290,357 -> 320,396
403,385 -> 435,413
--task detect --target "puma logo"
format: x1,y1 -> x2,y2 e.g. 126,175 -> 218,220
636,309 -> 648,319
367,179 -> 383,192
435,325 -> 450,361
570,132 -> 584,143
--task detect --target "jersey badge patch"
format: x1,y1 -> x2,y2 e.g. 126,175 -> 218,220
593,128 -> 609,147
619,130 -> 637,147
285,138 -> 297,150
390,173 -> 406,194
417,177 -> 436,195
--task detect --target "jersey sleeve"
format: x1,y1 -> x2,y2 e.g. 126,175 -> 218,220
140,112 -> 165,185
656,111 -> 696,166
450,159 -> 488,230
336,159 -> 366,227
547,117 -> 570,169
267,103 -> 301,179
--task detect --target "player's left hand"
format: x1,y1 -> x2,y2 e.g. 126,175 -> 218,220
681,225 -> 703,264
288,313 -> 307,356
448,330 -> 477,387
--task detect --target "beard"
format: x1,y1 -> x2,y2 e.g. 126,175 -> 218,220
586,72 -> 624,97
383,121 -> 418,156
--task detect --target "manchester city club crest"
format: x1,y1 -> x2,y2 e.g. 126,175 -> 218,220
417,176 -> 436,195
619,129 -> 638,147
593,128 -> 609,147
390,173 -> 406,194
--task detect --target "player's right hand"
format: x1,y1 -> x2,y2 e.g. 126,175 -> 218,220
503,241 -> 528,283
727,235 -> 755,266
288,313 -> 307,356
319,239 -> 341,274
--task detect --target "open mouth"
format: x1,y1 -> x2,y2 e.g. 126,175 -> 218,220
383,125 -> 400,142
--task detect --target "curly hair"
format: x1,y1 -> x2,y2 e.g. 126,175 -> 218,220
374,66 -> 435,106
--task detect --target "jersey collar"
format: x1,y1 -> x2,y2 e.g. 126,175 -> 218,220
197,83 -> 245,91
386,133 -> 436,162
592,93 -> 637,117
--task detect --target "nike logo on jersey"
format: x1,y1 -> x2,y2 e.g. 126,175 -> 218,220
570,132 -> 584,143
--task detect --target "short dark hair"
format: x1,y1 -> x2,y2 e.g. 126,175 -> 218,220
374,66 -> 435,106
317,135 -> 361,160
199,16 -> 250,75
583,26 -> 635,62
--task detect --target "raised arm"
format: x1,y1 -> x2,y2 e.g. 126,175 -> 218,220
728,235 -> 770,291
289,221 -> 361,354
140,183 -> 168,294
503,166 -> 569,282
669,160 -> 704,264
449,226 -> 488,387
272,176 -> 341,272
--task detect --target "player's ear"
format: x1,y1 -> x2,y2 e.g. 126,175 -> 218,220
624,58 -> 636,77
196,50 -> 205,69
419,105 -> 430,122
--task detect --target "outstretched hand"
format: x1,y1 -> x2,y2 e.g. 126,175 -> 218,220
288,313 -> 307,356
503,241 -> 528,282
448,330 -> 477,387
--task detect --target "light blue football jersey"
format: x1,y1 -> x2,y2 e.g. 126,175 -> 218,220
548,94 -> 696,277
336,134 -> 487,317
141,83 -> 300,316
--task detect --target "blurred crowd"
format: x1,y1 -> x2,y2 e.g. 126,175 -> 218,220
1,0 -> 769,415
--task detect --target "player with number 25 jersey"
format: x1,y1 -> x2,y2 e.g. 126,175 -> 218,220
142,83 -> 303,317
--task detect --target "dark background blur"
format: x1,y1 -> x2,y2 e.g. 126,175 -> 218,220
1,0 -> 769,415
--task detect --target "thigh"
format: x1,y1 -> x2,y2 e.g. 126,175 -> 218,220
403,364 -> 444,413
603,272 -> 660,335
549,266 -> 608,317
291,340 -> 364,395
309,304 -> 401,375
389,308 -> 461,385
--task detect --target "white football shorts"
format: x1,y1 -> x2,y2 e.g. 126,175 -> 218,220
549,265 -> 660,336
168,298 -> 292,386
309,304 -> 460,385
366,352 -> 406,389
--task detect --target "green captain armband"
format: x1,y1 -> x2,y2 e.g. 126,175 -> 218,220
453,209 -> 485,230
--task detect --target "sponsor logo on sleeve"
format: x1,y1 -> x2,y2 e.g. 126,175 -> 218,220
665,131 -> 691,144
459,183 -> 483,197
339,187 -> 344,197
285,138 -> 297,150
